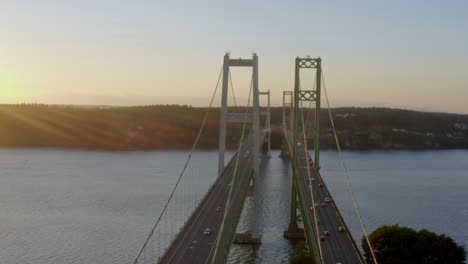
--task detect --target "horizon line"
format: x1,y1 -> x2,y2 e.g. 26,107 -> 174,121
1,103 -> 467,116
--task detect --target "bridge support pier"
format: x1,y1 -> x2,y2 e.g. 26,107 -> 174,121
284,173 -> 304,239
288,177 -> 299,230
279,136 -> 289,159
233,233 -> 261,245
283,228 -> 305,240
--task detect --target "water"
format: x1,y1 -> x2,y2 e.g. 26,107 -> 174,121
0,149 -> 467,263
320,149 -> 468,252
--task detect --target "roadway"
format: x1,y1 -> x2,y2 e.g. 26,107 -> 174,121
159,136 -> 255,264
288,133 -> 364,264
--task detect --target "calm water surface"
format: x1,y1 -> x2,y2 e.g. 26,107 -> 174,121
0,149 -> 466,263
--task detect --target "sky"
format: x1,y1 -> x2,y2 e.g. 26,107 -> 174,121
1,0 -> 467,113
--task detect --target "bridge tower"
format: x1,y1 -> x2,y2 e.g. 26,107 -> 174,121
293,57 -> 321,169
218,53 -> 261,179
287,56 -> 322,250
259,90 -> 271,158
280,91 -> 293,158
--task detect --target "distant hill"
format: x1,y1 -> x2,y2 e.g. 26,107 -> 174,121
0,104 -> 467,150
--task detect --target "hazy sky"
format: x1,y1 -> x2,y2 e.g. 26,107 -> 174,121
1,1 -> 467,113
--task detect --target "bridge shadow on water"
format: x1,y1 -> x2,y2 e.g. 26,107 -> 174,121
227,150 -> 301,264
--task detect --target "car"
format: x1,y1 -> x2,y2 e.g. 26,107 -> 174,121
216,206 -> 222,212
192,240 -> 197,244
243,154 -> 248,158
325,197 -> 331,203
324,231 -> 329,236
338,226 -> 345,232
321,203 -> 326,207
228,183 -> 232,187
308,177 -> 315,182
320,236 -> 325,241
297,142 -> 302,146
314,203 -> 319,207
319,183 -> 323,187
310,206 -> 314,211
204,228 -> 211,236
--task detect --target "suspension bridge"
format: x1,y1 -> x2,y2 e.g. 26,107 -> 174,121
133,53 -> 377,264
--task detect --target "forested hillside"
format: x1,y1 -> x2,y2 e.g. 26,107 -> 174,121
1,104 -> 467,150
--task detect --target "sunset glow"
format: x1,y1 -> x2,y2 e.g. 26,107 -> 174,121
0,1 -> 467,113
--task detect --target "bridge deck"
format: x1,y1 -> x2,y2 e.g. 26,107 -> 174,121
286,132 -> 364,264
159,138 -> 254,264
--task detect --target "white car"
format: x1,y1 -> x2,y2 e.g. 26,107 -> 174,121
338,226 -> 345,232
216,206 -> 222,212
324,231 -> 329,236
314,203 -> 319,207
204,229 -> 211,236
325,197 -> 331,203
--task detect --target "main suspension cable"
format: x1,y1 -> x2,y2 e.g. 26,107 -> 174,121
299,98 -> 324,262
133,66 -> 224,264
321,71 -> 378,264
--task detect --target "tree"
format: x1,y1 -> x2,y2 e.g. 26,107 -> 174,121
362,225 -> 466,264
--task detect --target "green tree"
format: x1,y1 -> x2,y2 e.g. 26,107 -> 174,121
362,225 -> 466,264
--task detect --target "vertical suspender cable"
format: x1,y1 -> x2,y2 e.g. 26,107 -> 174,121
208,74 -> 254,264
133,66 -> 223,264
299,99 -> 324,263
298,77 -> 324,262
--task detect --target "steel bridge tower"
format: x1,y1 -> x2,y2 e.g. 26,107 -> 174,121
280,91 -> 293,158
286,57 -> 322,258
218,53 -> 261,179
259,90 -> 271,157
293,57 -> 321,170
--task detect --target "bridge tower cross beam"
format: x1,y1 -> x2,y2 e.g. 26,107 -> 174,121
218,53 -> 261,179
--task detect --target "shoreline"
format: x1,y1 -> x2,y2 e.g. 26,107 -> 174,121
1,145 -> 468,152
1,105 -> 467,151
